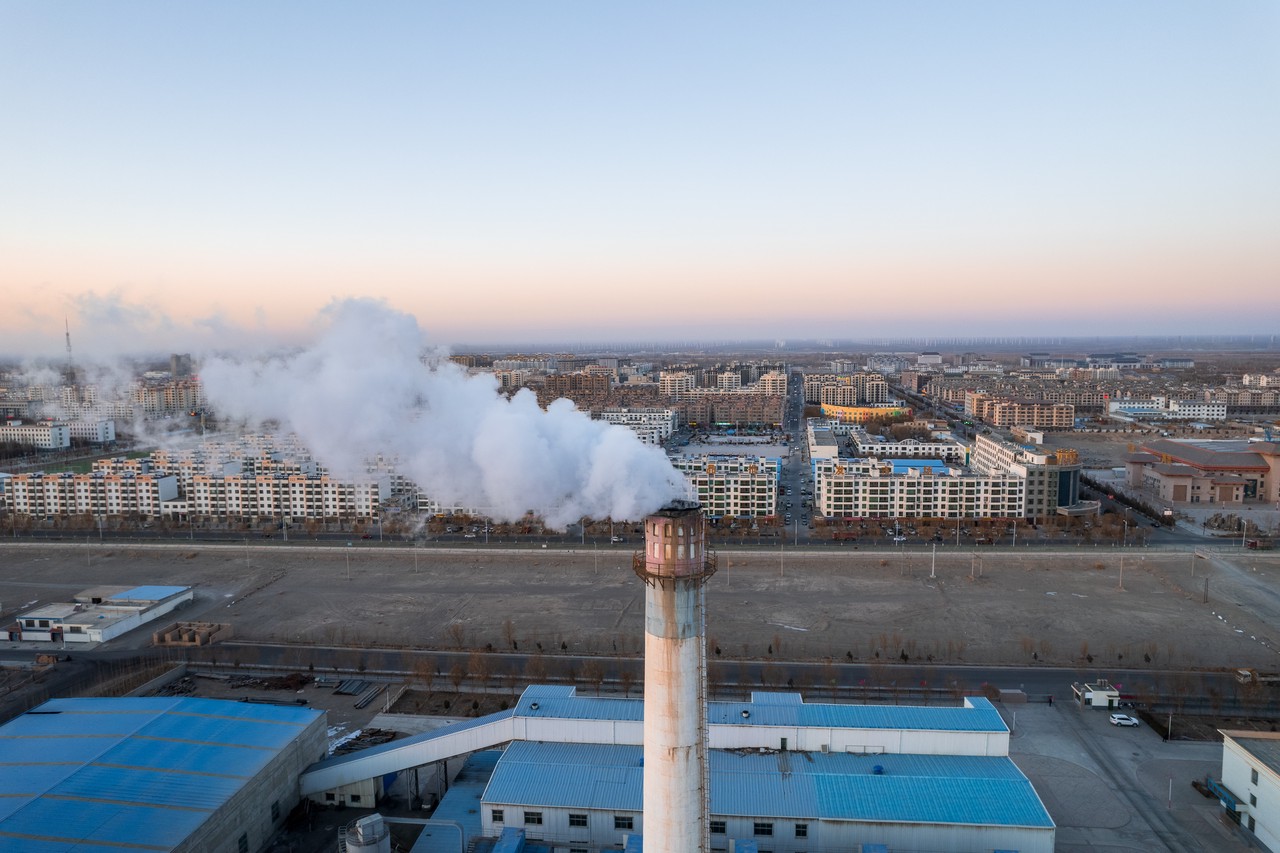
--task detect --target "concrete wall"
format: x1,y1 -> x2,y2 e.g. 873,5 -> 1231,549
178,711 -> 328,853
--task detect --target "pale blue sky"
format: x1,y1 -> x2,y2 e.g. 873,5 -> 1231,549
2,2 -> 1277,355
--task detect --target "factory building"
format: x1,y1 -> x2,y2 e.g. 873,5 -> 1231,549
0,697 -> 326,853
299,686 -> 1053,853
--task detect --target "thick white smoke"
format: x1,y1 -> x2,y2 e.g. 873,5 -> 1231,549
199,299 -> 686,527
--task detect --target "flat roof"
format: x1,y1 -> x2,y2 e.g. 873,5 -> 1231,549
18,603 -> 78,620
1142,439 -> 1270,471
111,585 -> 191,602
509,687 -> 1007,734
483,741 -> 1053,829
0,697 -> 322,852
412,750 -> 502,853
1225,732 -> 1280,777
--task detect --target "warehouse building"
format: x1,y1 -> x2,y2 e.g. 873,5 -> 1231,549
299,686 -> 1054,853
1216,730 -> 1280,850
0,697 -> 326,853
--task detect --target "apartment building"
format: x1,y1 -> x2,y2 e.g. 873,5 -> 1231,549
971,434 -> 1086,518
846,427 -> 967,462
757,371 -> 788,396
0,421 -> 71,450
65,420 -> 117,443
595,408 -> 678,445
669,454 -> 780,518
3,471 -> 179,518
813,457 -> 1024,519
965,394 -> 1074,429
679,390 -> 784,429
658,370 -> 696,398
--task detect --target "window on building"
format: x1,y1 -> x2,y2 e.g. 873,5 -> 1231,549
237,834 -> 249,853
795,823 -> 808,838
614,816 -> 634,831
1251,794 -> 1258,806
1252,769 -> 1260,785
491,810 -> 504,823
569,814 -> 588,827
753,822 -> 773,836
524,811 -> 542,825
710,820 -> 726,835
349,794 -> 361,804
324,793 -> 335,802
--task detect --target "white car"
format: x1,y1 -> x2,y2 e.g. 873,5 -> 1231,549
1109,713 -> 1139,727
892,535 -> 906,543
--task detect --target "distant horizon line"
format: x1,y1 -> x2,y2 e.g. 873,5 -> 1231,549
3,332 -> 1280,364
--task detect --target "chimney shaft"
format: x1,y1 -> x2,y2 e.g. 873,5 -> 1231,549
635,501 -> 715,853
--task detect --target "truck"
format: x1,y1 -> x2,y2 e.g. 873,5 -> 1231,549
1245,539 -> 1273,551
1235,669 -> 1280,685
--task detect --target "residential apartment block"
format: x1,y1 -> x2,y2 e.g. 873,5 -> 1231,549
669,454 -> 780,518
813,458 -> 1024,519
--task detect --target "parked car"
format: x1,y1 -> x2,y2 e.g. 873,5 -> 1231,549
1109,713 -> 1140,727
610,535 -> 625,543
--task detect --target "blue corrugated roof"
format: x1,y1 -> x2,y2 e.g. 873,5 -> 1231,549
511,688 -> 1005,733
483,742 -> 642,810
0,697 -> 322,852
480,742 -> 1052,829
109,584 -> 189,601
411,751 -> 502,853
514,688 -> 1007,733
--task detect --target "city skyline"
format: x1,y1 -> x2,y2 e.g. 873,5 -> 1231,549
3,2 -> 1278,357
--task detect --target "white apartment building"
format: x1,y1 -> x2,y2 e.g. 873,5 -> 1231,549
1108,399 -> 1228,421
813,458 -> 1024,519
187,474 -> 389,522
595,408 -> 679,445
669,454 -> 781,518
3,471 -> 178,518
658,371 -> 696,398
65,420 -> 116,443
847,427 -> 967,462
757,371 -> 788,396
716,371 -> 742,390
0,421 -> 71,450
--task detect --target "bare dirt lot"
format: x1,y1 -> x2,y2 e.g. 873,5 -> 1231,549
3,541 -> 1278,671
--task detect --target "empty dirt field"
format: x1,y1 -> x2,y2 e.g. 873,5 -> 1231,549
3,541 -> 1279,672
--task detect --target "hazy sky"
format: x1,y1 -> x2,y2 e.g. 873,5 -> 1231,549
2,2 -> 1278,357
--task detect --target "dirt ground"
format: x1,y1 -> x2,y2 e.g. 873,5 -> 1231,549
3,541 -> 1279,671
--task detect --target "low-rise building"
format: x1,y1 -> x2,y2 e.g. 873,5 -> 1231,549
11,585 -> 194,644
0,420 -> 70,450
1217,730 -> 1280,848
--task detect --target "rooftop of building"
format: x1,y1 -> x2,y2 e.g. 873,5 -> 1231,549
0,697 -> 323,852
1223,731 -> 1280,777
483,740 -> 1053,829
1141,439 -> 1272,471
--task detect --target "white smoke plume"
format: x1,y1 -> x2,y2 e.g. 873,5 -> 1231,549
199,299 -> 686,528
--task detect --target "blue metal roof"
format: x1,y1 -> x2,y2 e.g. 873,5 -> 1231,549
511,688 -> 1005,733
481,742 -> 1052,829
411,751 -> 503,853
0,697 -> 322,851
109,585 -> 189,601
889,459 -> 948,473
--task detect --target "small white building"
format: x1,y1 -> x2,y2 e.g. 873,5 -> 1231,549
1217,730 -> 1280,847
12,585 -> 194,644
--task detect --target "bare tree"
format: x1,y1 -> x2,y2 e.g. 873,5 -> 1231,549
449,661 -> 467,692
446,622 -> 466,648
620,668 -> 637,698
468,652 -> 493,694
525,654 -> 548,684
583,660 -> 606,695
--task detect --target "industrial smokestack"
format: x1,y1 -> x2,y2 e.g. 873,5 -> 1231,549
634,500 -> 715,853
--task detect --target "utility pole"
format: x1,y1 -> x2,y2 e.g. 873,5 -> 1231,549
930,543 -> 936,579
